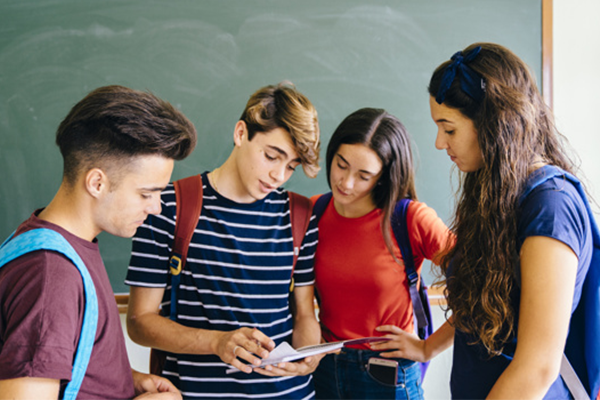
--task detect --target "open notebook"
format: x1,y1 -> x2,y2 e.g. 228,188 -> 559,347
226,337 -> 391,374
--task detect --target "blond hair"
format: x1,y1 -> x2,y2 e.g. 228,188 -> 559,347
240,81 -> 320,178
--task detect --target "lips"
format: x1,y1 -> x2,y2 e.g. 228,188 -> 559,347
336,186 -> 350,197
259,180 -> 274,193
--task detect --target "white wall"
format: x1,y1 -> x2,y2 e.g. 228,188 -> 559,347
121,2 -> 600,397
554,0 -> 600,214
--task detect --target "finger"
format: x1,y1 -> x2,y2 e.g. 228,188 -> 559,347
229,357 -> 254,374
377,350 -> 404,359
375,325 -> 403,334
233,346 -> 263,367
370,339 -> 399,350
250,328 -> 276,351
256,363 -> 294,377
155,377 -> 180,393
242,337 -> 270,360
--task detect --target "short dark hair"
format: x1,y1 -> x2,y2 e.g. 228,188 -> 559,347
56,85 -> 197,185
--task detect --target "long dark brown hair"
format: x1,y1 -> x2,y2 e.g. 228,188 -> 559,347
428,43 -> 576,354
326,107 -> 417,258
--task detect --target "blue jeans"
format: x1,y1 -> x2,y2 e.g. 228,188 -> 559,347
314,348 -> 424,400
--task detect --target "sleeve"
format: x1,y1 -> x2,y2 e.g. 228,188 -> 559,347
517,180 -> 589,258
125,187 -> 177,288
293,213 -> 318,287
406,201 -> 453,267
0,251 -> 84,381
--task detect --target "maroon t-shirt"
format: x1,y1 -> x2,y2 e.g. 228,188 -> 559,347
0,212 -> 135,399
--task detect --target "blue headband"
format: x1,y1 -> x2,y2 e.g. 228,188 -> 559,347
435,46 -> 486,104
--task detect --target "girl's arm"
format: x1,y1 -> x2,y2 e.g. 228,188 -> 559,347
371,318 -> 455,362
487,236 -> 577,399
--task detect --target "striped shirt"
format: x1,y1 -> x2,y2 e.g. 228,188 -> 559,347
126,173 -> 318,399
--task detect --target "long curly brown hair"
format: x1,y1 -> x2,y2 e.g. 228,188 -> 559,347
428,43 -> 576,355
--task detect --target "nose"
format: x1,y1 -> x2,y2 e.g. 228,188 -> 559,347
147,196 -> 162,216
339,172 -> 354,190
270,163 -> 287,184
435,129 -> 447,150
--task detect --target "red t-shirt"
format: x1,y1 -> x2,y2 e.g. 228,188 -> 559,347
0,212 -> 135,399
312,198 -> 450,348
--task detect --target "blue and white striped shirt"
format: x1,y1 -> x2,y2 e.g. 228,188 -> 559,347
126,173 -> 318,399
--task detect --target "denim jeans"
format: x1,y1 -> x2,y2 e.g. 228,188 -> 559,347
314,348 -> 424,400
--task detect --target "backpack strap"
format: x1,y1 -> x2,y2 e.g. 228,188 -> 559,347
0,228 -> 98,400
288,191 -> 313,292
169,174 -> 203,321
392,199 -> 432,339
313,192 -> 332,225
519,165 -> 599,399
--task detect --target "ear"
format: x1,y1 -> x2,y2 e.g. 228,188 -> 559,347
84,168 -> 109,198
233,120 -> 247,147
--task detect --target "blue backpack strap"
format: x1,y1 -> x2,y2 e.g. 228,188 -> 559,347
313,192 -> 332,223
519,165 -> 599,399
0,228 -> 98,400
391,199 -> 434,381
391,199 -> 432,339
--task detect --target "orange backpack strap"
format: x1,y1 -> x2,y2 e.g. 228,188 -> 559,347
288,191 -> 313,292
169,174 -> 203,276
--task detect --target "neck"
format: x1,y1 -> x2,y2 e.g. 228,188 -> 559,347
38,183 -> 99,241
333,197 -> 378,218
210,156 -> 257,203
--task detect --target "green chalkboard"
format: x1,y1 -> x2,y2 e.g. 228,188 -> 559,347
0,0 -> 543,292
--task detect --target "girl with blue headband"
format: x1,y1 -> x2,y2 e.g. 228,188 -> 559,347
378,42 -> 598,399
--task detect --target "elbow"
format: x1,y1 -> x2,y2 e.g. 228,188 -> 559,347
525,359 -> 562,393
126,311 -> 147,345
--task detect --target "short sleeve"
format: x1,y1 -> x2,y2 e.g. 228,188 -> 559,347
406,201 -> 453,266
126,187 -> 177,288
0,251 -> 84,381
517,178 -> 589,259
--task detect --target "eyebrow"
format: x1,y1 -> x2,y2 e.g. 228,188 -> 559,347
336,153 -> 379,176
139,186 -> 166,192
434,118 -> 454,124
267,145 -> 301,163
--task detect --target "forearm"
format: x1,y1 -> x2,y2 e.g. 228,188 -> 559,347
424,319 -> 455,361
487,358 -> 559,400
291,313 -> 321,348
128,310 -> 221,355
290,285 -> 321,349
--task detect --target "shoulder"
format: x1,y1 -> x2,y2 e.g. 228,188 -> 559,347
1,250 -> 85,294
405,200 -> 447,231
518,175 -> 590,254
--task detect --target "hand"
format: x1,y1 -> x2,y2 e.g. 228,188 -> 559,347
212,327 -> 276,374
370,325 -> 429,362
253,353 -> 325,377
132,369 -> 181,400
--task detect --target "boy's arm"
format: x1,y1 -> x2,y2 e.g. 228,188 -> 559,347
0,377 -> 60,400
126,286 -> 275,374
290,285 -> 321,349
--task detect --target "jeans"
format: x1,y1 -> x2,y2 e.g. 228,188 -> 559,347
314,348 -> 424,400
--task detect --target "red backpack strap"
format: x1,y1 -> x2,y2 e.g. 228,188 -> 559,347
288,191 -> 313,291
169,174 -> 204,276
152,174 -> 203,374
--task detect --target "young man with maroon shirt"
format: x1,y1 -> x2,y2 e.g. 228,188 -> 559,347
0,85 -> 197,399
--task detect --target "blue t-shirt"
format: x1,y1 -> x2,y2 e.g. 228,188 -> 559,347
451,167 -> 593,399
126,173 -> 318,399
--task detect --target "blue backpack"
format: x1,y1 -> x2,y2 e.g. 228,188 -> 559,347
0,228 -> 98,400
520,166 -> 600,399
313,193 -> 434,381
